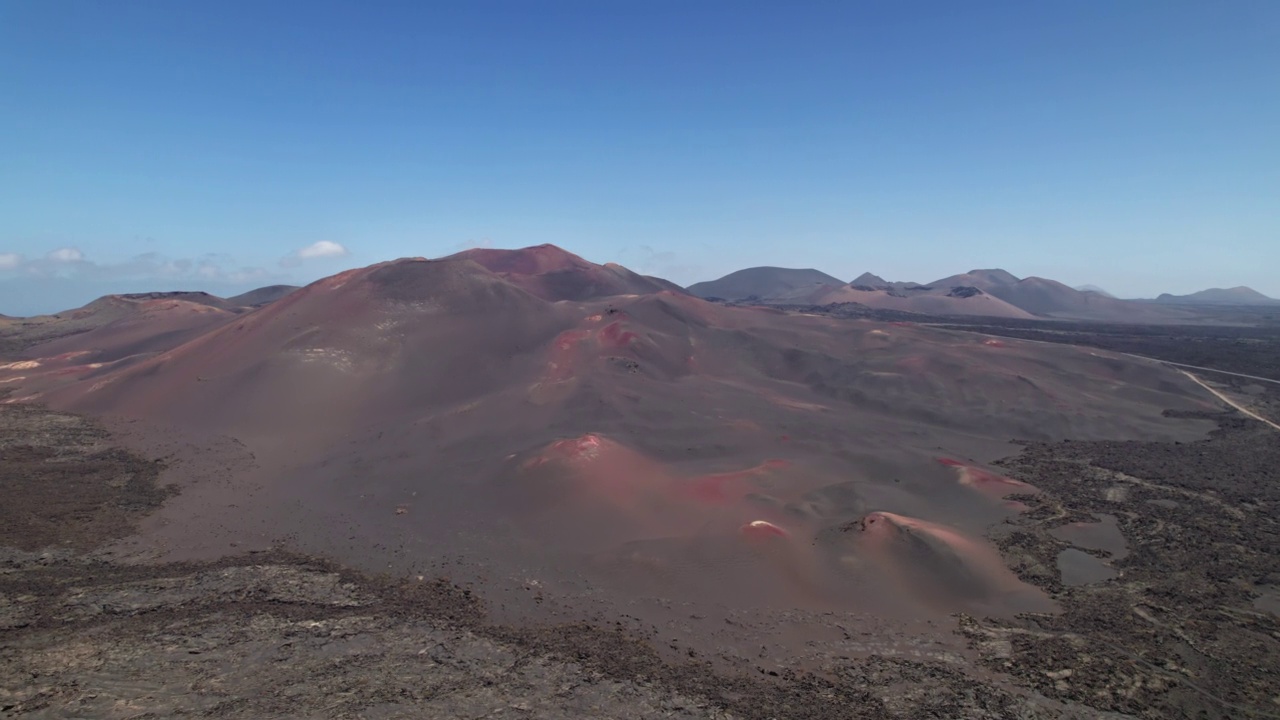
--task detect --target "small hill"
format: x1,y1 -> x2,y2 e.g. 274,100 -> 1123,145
227,285 -> 300,307
850,272 -> 888,287
1,293 -> 239,363
809,284 -> 1035,319
686,267 -> 845,301
1154,287 -> 1280,306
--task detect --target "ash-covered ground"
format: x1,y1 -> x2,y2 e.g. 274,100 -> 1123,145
4,288 -> 1280,719
3,385 -> 1278,719
1,401 -> 1073,720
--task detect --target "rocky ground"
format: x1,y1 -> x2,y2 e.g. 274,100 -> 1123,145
971,401 -> 1280,719
2,382 -> 1278,718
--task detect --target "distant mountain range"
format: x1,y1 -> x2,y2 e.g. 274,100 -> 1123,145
5,251 -> 1277,336
1151,287 -> 1280,306
687,267 -> 1280,321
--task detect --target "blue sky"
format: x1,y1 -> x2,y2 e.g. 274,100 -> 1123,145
2,1 -> 1277,314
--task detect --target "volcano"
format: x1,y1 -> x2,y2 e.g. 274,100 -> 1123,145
0,245 -> 1219,635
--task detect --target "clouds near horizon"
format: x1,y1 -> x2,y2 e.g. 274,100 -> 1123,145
0,245 -> 299,315
46,247 -> 84,263
0,246 -> 280,286
281,240 -> 350,268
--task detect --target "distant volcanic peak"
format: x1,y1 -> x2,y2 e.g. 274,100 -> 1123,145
929,268 -> 1020,289
851,272 -> 888,287
971,268 -> 1020,285
1155,286 -> 1278,305
1015,276 -> 1072,290
450,243 -> 592,276
686,267 -> 845,301
115,291 -> 222,303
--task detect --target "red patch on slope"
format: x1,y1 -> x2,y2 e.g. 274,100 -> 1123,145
936,458 -> 1037,506
598,321 -> 638,348
684,459 -> 789,503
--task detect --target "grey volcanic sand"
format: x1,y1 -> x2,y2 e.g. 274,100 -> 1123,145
0,248 -> 1222,663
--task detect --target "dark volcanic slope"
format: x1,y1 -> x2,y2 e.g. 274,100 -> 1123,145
1,247 -> 1222,635
686,267 -> 845,301
226,284 -> 300,307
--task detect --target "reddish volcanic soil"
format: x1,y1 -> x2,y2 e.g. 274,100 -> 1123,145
0,245 -> 1221,664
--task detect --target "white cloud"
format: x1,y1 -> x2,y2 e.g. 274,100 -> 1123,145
0,253 -> 21,270
296,240 -> 349,260
47,247 -> 85,263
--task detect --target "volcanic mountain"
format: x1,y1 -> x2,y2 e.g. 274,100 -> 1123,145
686,267 -> 844,302
0,292 -> 241,368
807,283 -> 1035,319
925,269 -> 1191,322
2,245 -> 1217,624
1153,286 -> 1280,306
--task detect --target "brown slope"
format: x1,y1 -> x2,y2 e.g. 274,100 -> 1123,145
53,257 -> 567,438
3,257 -> 1219,631
807,284 -> 1035,319
447,244 -> 678,301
